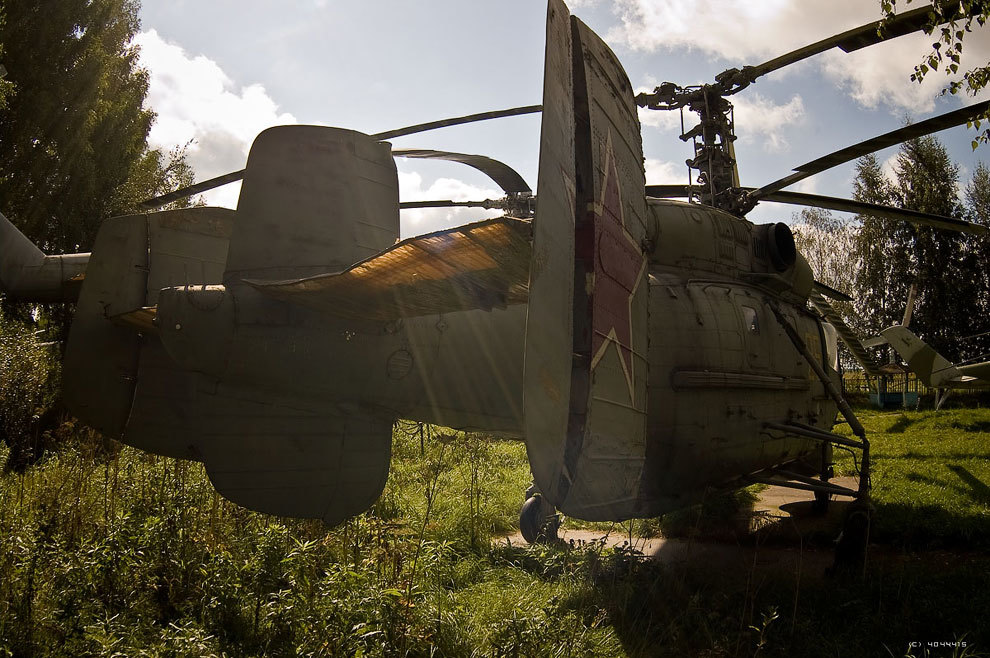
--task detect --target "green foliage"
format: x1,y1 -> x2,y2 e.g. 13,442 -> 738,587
0,421 -> 622,656
0,314 -> 65,471
792,208 -> 857,296
851,152 -> 912,344
849,137 -> 990,363
962,162 -> 990,358
0,0 -> 196,254
1,404 -> 990,655
879,0 -> 990,147
0,11 -> 11,111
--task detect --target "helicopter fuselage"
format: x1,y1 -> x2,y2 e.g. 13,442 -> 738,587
134,197 -> 838,518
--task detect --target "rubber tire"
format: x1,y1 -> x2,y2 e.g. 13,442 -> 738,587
832,500 -> 872,574
812,490 -> 831,515
519,494 -> 558,544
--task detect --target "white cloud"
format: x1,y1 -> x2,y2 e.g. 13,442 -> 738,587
608,0 -> 847,62
606,0 -> 990,114
732,93 -> 805,152
645,158 -> 685,182
397,170 -> 502,238
794,177 -> 818,195
820,32 -> 990,113
134,29 -> 297,207
134,29 -> 498,232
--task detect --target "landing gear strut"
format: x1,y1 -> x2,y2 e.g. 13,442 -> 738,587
770,303 -> 872,575
519,485 -> 560,544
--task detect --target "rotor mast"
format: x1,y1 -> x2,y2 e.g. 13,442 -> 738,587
637,82 -> 749,216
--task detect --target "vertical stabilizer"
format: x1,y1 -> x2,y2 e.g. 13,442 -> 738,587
524,0 -> 650,520
224,126 -> 399,285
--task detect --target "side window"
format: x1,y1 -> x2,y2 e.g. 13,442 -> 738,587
742,306 -> 759,334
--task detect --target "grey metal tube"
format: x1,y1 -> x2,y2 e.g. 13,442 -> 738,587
1,211 -> 89,302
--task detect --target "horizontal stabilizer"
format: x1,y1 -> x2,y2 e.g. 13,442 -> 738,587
110,306 -> 158,333
959,361 -> 990,381
247,217 -> 532,321
861,335 -> 887,349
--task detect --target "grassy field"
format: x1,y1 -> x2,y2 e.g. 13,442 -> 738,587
833,407 -> 990,550
1,408 -> 988,657
2,314 -> 989,658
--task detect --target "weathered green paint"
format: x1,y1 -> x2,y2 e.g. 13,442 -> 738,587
0,0 -> 845,527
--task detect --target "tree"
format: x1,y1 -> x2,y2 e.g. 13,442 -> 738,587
891,135 -> 975,360
852,135 -> 986,362
0,12 -> 11,110
792,207 -> 863,370
879,0 -> 990,146
792,208 -> 857,293
0,0 -> 196,468
0,0 -> 193,254
961,161 -> 990,357
851,153 -> 908,340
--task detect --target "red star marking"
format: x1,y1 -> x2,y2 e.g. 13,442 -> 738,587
588,135 -> 646,403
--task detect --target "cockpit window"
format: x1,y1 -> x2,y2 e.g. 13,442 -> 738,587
742,306 -> 759,334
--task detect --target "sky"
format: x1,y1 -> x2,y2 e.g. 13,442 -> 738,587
135,0 -> 990,236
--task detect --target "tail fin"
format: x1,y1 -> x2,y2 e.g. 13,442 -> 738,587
1,211 -> 88,302
523,0 -> 650,520
224,125 -> 399,286
880,325 -> 961,388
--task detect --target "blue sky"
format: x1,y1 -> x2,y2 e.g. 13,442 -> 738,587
136,0 -> 990,234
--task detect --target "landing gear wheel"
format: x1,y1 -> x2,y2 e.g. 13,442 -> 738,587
813,459 -> 834,516
812,490 -> 831,515
831,497 -> 873,576
519,493 -> 560,544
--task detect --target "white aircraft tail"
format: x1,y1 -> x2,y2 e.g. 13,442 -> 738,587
880,325 -> 962,388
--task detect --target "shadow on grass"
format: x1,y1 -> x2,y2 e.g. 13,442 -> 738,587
894,451 -> 990,460
885,415 -> 917,434
511,540 -> 990,657
947,464 -> 990,506
951,419 -> 990,433
870,499 -> 990,550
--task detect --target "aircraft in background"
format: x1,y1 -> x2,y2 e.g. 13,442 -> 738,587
882,325 -> 990,408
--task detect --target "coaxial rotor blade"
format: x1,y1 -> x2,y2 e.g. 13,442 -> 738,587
400,199 -> 500,209
645,184 -> 693,198
751,100 -> 990,199
372,104 -> 542,141
392,149 -> 531,194
720,1 -> 974,93
646,183 -> 987,234
138,105 -> 542,209
138,169 -> 246,210
748,188 -> 988,235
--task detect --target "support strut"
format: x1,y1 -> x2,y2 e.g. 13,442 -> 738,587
770,303 -> 872,575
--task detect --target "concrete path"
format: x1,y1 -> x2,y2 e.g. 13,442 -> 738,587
500,477 -> 862,580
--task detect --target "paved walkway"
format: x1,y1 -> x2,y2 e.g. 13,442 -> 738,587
500,477 -> 862,580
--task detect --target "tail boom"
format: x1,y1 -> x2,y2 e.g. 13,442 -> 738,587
1,211 -> 88,302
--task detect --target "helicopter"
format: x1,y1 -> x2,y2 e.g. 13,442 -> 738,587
1,0 -> 988,563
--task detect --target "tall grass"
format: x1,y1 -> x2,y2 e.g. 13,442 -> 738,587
2,316 -> 990,656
